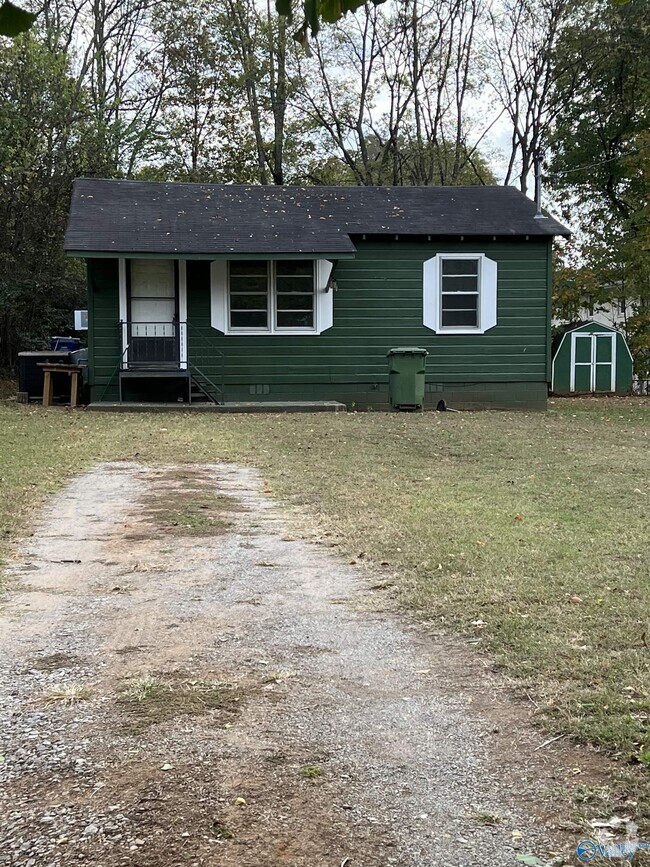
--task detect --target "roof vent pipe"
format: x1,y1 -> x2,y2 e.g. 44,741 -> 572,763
533,155 -> 547,220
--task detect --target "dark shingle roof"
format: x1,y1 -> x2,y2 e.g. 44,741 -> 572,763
65,179 -> 570,255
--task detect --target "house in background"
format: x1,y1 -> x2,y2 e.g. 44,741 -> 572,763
552,297 -> 637,331
64,180 -> 570,410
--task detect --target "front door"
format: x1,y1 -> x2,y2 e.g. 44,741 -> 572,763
571,332 -> 616,393
128,260 -> 179,368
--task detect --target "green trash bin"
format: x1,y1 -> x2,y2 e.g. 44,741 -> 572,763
387,347 -> 428,411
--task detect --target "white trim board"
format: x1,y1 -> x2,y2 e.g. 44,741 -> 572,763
178,260 -> 187,369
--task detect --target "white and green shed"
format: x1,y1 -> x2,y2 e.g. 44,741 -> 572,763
552,322 -> 633,395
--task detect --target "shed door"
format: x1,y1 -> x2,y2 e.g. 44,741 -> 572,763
594,334 -> 615,391
570,332 -> 616,393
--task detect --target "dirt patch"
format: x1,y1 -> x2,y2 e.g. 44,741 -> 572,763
116,672 -> 241,733
134,473 -> 246,538
26,652 -> 79,672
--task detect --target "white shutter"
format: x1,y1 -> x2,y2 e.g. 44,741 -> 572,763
480,256 -> 498,332
315,259 -> 334,334
423,256 -> 441,332
210,260 -> 228,332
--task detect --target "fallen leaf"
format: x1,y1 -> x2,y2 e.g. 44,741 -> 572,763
514,514 -> 524,522
569,595 -> 583,604
233,797 -> 247,806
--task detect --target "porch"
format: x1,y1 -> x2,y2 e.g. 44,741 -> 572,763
112,320 -> 224,405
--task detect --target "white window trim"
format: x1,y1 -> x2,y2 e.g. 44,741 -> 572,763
423,252 -> 498,335
211,259 -> 334,336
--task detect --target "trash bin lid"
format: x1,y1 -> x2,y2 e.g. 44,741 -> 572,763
386,347 -> 429,356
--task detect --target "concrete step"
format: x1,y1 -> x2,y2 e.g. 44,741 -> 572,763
87,401 -> 348,413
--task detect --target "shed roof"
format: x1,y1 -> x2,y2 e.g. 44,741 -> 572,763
65,178 -> 571,256
551,320 -> 630,356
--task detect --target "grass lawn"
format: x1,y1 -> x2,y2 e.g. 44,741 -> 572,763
1,398 -> 648,810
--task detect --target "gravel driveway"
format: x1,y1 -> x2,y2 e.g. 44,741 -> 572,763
0,462 -> 578,866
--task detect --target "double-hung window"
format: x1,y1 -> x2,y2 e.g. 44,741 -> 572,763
211,258 -> 334,336
227,260 -> 315,333
423,253 -> 498,334
440,258 -> 480,328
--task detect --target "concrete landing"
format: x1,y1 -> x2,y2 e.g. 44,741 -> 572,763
86,401 -> 347,413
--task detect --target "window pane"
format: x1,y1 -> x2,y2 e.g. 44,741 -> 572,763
442,293 -> 478,311
442,258 -> 479,276
276,260 -> 313,276
442,309 -> 478,327
230,310 -> 268,328
130,260 -> 176,298
230,275 -> 268,293
277,310 -> 314,328
442,275 -> 479,293
276,293 -> 314,311
229,261 -> 268,329
276,276 -> 314,293
230,261 -> 267,276
230,293 -> 268,311
275,261 -> 314,329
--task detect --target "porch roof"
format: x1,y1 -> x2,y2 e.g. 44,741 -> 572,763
65,178 -> 571,257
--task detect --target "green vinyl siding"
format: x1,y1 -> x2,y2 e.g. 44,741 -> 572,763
88,258 -> 120,401
89,237 -> 553,408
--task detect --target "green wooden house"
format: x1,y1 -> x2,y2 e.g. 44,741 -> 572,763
552,321 -> 633,395
64,180 -> 570,410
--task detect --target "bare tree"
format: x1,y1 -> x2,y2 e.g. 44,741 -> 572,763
40,0 -> 167,175
223,0 -> 294,184
488,0 -> 572,194
293,0 -> 490,186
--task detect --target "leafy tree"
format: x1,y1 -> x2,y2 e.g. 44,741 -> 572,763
276,0 -> 386,47
549,0 -> 650,375
0,33 -> 87,366
305,136 -> 496,185
146,0 -> 258,183
0,1 -> 35,37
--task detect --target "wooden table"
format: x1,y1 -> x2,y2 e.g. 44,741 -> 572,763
38,363 -> 82,408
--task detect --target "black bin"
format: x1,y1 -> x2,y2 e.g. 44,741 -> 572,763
18,351 -> 71,401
